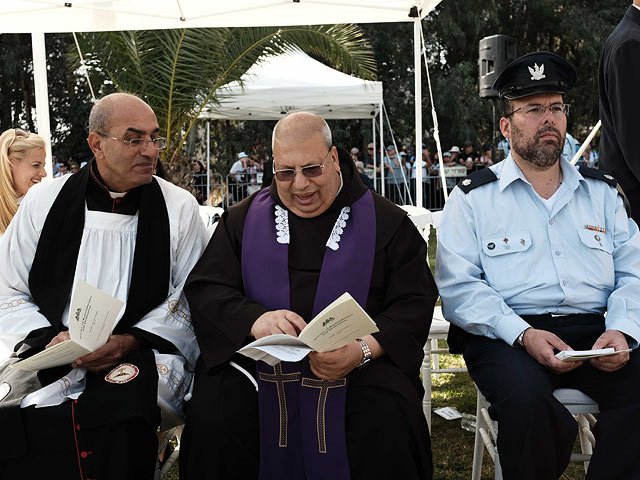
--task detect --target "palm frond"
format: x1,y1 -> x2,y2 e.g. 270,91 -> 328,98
70,24 -> 376,166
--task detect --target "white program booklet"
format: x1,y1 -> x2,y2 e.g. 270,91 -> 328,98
556,348 -> 632,362
238,292 -> 379,366
11,280 -> 125,372
433,406 -> 462,420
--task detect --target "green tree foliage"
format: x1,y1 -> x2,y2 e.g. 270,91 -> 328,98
362,0 -> 628,151
0,34 -> 37,132
0,33 -> 96,164
1,1 -> 630,177
73,25 -> 376,168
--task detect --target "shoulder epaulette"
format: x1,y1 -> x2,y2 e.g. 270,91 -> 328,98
456,168 -> 498,194
579,166 -> 632,217
579,166 -> 618,188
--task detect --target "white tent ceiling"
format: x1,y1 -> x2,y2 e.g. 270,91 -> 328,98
202,50 -> 383,121
1,0 -> 441,33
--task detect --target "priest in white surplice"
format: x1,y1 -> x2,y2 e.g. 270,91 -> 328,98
0,93 -> 208,480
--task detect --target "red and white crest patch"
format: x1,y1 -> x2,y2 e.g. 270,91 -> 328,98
105,363 -> 139,384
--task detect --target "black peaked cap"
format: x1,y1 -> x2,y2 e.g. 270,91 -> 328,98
493,51 -> 577,100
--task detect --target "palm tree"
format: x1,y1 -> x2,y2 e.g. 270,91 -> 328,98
73,25 -> 376,166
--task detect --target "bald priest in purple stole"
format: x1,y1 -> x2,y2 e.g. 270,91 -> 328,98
180,112 -> 437,480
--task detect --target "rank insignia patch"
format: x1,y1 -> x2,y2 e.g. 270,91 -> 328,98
105,363 -> 139,384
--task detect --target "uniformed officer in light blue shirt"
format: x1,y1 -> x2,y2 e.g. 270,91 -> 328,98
436,51 -> 640,480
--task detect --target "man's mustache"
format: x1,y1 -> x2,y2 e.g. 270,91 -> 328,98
535,127 -> 562,141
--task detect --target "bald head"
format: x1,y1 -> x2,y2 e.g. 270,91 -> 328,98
272,112 -> 332,151
89,93 -> 154,135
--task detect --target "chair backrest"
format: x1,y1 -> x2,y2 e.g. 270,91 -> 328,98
400,205 -> 432,250
198,205 -> 225,236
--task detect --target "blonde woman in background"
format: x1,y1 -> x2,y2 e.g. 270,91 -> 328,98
0,128 -> 47,237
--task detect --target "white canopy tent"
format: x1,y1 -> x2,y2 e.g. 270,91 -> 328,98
200,49 -> 387,198
202,50 -> 382,121
2,0 -> 443,206
1,1 -> 441,32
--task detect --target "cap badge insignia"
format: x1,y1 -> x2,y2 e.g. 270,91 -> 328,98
528,63 -> 546,81
105,363 -> 139,384
0,382 -> 11,402
462,179 -> 471,186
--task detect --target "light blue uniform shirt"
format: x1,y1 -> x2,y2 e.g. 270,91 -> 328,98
435,154 -> 640,347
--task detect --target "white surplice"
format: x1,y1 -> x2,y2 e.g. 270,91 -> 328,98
0,174 -> 209,427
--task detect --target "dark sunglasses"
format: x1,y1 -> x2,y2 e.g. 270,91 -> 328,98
272,148 -> 332,182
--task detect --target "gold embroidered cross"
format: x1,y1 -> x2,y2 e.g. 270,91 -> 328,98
301,377 -> 347,453
259,364 -> 301,447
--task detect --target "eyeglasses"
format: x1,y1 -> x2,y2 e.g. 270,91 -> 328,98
505,103 -> 570,119
272,148 -> 332,182
97,132 -> 167,150
7,128 -> 30,150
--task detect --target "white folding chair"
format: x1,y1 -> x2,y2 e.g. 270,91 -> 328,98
404,207 -> 468,430
198,205 -> 224,236
157,424 -> 184,479
422,306 -> 468,430
471,387 -> 598,480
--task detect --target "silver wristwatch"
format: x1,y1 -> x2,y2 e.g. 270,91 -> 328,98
514,328 -> 530,348
356,338 -> 373,368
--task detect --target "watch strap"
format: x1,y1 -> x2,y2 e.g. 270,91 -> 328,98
356,338 -> 372,368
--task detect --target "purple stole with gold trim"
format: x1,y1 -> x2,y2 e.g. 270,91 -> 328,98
242,188 -> 376,480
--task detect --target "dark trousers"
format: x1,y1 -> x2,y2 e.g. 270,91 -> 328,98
464,314 -> 640,480
0,402 -> 158,480
180,358 -> 431,480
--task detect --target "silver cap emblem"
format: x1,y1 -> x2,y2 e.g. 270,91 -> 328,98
528,63 -> 546,81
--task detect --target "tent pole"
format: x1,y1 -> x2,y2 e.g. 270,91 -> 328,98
380,101 -> 385,197
419,22 -> 448,203
207,121 -> 211,205
31,32 -> 53,179
372,116 -> 377,191
414,18 -> 423,208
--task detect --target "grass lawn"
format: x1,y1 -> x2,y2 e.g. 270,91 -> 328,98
163,227 -> 589,479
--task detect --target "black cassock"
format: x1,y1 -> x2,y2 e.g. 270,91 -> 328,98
599,5 -> 640,224
182,158 -> 437,480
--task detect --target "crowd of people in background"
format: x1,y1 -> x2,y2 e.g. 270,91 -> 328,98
185,132 -> 600,210
14,130 -> 599,212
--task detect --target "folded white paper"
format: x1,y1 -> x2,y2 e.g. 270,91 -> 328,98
556,347 -> 631,362
12,280 -> 124,371
238,292 -> 379,366
433,406 -> 462,420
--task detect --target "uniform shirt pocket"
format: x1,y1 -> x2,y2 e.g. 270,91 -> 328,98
480,231 -> 535,292
577,229 -> 614,288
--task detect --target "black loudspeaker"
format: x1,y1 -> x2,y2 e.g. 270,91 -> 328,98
479,35 -> 517,98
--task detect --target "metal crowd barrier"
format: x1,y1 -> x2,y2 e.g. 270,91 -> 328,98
375,170 -> 467,210
192,173 -> 226,208
192,168 -> 466,211
225,171 -> 263,208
